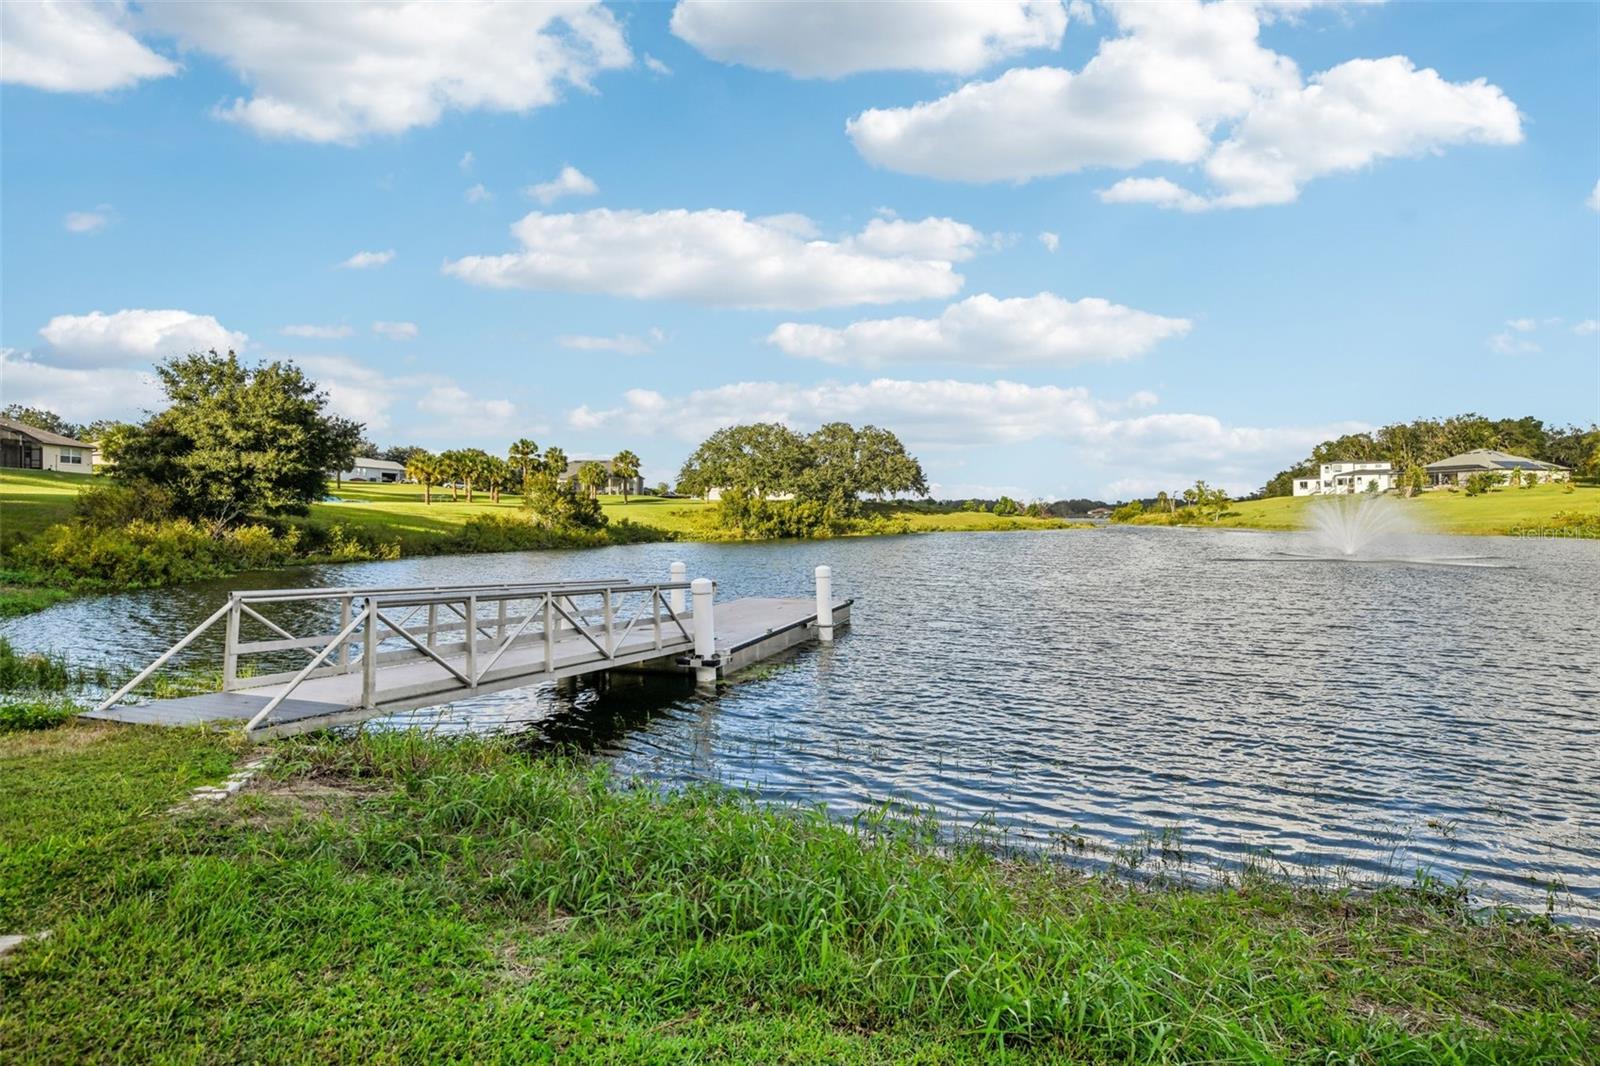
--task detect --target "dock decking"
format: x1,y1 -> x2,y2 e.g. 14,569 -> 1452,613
84,571 -> 849,739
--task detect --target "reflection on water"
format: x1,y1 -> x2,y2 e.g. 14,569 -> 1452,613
6,528 -> 1599,920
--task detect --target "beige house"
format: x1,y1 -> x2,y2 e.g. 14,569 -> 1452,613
1425,449 -> 1569,487
0,417 -> 94,474
558,459 -> 645,496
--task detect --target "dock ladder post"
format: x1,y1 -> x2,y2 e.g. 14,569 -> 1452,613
814,566 -> 834,642
691,577 -> 717,685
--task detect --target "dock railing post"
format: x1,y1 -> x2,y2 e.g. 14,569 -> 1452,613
466,594 -> 479,686
339,596 -> 353,672
814,565 -> 834,642
361,599 -> 377,709
691,577 -> 716,685
670,562 -> 686,614
223,595 -> 241,690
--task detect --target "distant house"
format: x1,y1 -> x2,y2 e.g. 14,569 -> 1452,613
334,457 -> 407,483
1424,449 -> 1568,487
0,417 -> 94,475
1086,507 -> 1113,519
1292,461 -> 1394,496
557,459 -> 645,496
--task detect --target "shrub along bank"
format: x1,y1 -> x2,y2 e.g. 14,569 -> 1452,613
0,725 -> 1594,1062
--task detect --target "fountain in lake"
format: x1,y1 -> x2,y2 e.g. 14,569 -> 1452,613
1303,494 -> 1417,558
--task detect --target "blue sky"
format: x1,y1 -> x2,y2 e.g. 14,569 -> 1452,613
2,1 -> 1596,499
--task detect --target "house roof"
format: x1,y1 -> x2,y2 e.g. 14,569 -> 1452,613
561,459 -> 637,477
0,416 -> 88,448
351,456 -> 406,471
1424,448 -> 1565,472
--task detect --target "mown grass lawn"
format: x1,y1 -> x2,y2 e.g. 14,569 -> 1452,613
0,470 -> 89,542
3,474 -> 1070,551
1140,482 -> 1600,535
1,723 -> 1595,1062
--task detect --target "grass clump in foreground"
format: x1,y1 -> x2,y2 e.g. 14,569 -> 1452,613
2,726 -> 1596,1062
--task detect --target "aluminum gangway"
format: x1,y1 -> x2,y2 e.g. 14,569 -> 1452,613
84,565 -> 850,738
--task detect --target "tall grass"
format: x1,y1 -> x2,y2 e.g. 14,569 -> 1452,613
3,727 -> 1595,1061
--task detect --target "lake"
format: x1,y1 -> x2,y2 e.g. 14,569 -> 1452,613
7,526 -> 1598,920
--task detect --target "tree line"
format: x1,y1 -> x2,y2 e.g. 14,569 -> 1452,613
1260,414 -> 1599,497
19,351 -> 651,537
395,445 -> 641,507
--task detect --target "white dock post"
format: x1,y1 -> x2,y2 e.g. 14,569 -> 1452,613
670,561 -> 686,614
691,577 -> 716,684
814,565 -> 834,642
223,596 -> 240,690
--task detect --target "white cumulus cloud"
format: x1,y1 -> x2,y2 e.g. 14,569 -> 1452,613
0,0 -> 176,92
566,376 -> 1365,494
1487,331 -> 1539,356
136,1 -> 630,143
444,207 -> 973,309
373,321 -> 419,341
38,309 -> 247,367
339,249 -> 394,270
557,328 -> 665,355
845,216 -> 989,261
767,293 -> 1191,368
1589,179 -> 1600,212
1574,320 -> 1599,336
417,384 -> 517,431
0,349 -> 164,423
465,183 -> 492,204
849,0 -> 1521,208
281,323 -> 354,339
526,165 -> 599,205
1038,231 -> 1060,252
670,0 -> 1069,78
64,206 -> 114,233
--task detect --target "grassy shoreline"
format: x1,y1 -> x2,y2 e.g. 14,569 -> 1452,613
0,471 -> 1072,618
1124,482 -> 1600,536
1,723 -> 1594,1062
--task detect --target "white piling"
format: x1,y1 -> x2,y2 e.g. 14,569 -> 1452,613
815,565 -> 834,642
670,561 -> 686,614
691,577 -> 717,684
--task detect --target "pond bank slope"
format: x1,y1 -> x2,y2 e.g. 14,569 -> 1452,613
2,724 -> 1594,1062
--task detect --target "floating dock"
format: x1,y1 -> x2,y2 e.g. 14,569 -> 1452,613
84,565 -> 849,739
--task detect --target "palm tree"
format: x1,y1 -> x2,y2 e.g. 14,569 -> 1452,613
459,448 -> 493,503
508,438 -> 539,490
542,446 -> 569,489
611,449 -> 641,503
437,450 -> 463,501
405,450 -> 440,505
483,456 -> 511,504
578,461 -> 607,500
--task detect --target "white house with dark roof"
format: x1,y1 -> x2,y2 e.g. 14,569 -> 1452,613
1292,461 -> 1394,496
0,417 -> 94,474
1424,449 -> 1568,487
334,457 -> 407,483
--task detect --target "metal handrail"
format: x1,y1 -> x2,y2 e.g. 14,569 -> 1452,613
98,576 -> 705,731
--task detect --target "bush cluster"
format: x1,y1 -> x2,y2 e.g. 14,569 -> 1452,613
713,491 -> 847,540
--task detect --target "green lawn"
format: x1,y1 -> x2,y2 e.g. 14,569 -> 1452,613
3,474 -> 1069,550
1136,482 -> 1600,535
0,470 -> 90,543
1,723 -> 1594,1062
